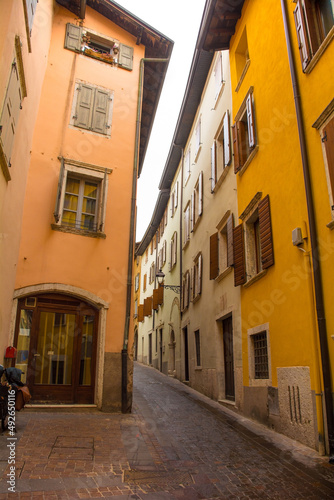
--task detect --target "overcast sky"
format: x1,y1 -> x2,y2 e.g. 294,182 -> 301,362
118,0 -> 207,241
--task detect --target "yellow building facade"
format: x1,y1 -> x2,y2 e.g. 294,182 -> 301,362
229,0 -> 334,454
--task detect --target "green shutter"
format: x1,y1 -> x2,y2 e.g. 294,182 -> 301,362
91,89 -> 111,135
74,84 -> 94,130
65,23 -> 82,52
119,44 -> 133,70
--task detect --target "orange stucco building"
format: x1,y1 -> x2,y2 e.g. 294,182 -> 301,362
2,0 -> 172,411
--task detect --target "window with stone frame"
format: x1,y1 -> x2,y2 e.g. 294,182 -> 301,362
232,88 -> 258,175
210,212 -> 234,281
192,253 -> 203,301
211,111 -> 231,192
52,158 -> 110,238
182,271 -> 190,311
170,232 -> 177,270
233,194 -> 274,287
191,171 -> 203,232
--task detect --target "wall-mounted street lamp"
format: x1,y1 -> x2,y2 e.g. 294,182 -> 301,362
156,269 -> 181,294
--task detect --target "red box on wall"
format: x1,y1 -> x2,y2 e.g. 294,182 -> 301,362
5,346 -> 17,359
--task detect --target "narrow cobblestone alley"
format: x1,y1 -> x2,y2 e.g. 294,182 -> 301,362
0,362 -> 334,499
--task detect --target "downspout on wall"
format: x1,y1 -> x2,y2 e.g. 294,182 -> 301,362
280,0 -> 334,460
122,57 -> 170,413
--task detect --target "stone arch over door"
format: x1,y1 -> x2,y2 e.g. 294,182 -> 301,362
11,283 -> 109,408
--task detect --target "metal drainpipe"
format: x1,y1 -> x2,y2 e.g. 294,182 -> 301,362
122,57 -> 170,413
280,0 -> 334,460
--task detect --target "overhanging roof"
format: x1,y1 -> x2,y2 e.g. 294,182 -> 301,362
55,0 -> 173,176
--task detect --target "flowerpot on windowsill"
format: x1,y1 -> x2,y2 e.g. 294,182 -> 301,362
83,48 -> 115,64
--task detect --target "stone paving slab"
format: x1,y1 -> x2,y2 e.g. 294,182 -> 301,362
0,362 -> 334,499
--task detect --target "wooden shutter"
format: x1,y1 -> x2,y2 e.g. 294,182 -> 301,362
65,23 -> 82,52
198,171 -> 203,216
246,95 -> 255,148
224,111 -> 231,166
91,89 -> 111,135
158,284 -> 164,306
227,213 -> 234,267
54,158 -> 65,222
138,304 -> 144,322
233,223 -> 246,286
323,118 -> 334,198
144,297 -> 152,317
232,124 -> 240,173
211,141 -> 217,191
191,267 -> 195,300
303,0 -> 319,54
259,195 -> 274,269
75,84 -> 94,130
153,288 -> 159,310
198,254 -> 202,294
0,62 -> 22,166
119,44 -> 133,70
99,169 -> 107,231
293,1 -> 311,71
210,232 -> 219,280
173,232 -> 177,265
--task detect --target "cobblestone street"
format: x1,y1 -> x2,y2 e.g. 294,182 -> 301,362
1,362 -> 334,499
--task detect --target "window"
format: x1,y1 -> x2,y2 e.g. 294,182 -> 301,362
171,182 -> 178,217
143,274 -> 147,292
210,213 -> 234,281
184,148 -> 191,182
232,89 -> 257,175
235,27 -> 250,91
211,111 -> 231,192
320,113 -> 334,218
70,81 -> 113,136
52,158 -> 110,237
294,0 -> 334,72
194,330 -> 201,367
233,194 -> 274,286
134,299 -> 138,318
170,232 -> 177,270
64,23 -> 133,70
149,262 -> 155,284
192,253 -> 203,301
182,271 -> 190,311
184,202 -> 191,245
0,37 -> 27,181
214,52 -> 224,102
253,332 -> 269,379
23,0 -> 38,51
135,274 -> 140,292
191,172 -> 203,231
195,116 -> 202,159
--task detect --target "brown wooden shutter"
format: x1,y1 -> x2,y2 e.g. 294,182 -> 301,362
138,305 -> 144,322
227,213 -> 234,267
303,0 -> 319,54
210,232 -> 219,280
144,297 -> 153,317
259,195 -> 274,269
153,289 -> 159,310
293,1 -> 311,71
232,124 -> 240,173
233,223 -> 246,286
237,120 -> 247,167
323,117 -> 334,198
158,284 -> 164,306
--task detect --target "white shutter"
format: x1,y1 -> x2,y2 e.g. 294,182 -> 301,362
211,141 -> 216,192
293,1 -> 311,70
174,232 -> 177,265
198,171 -> 203,216
174,181 -> 178,209
163,240 -> 167,264
223,111 -> 231,166
191,194 -> 194,232
246,94 -> 255,148
26,0 -> 38,33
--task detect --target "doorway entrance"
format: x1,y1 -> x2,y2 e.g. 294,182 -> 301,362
14,294 -> 98,404
223,316 -> 235,401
